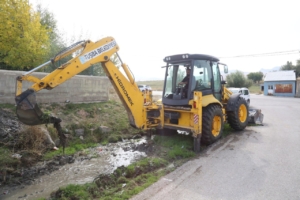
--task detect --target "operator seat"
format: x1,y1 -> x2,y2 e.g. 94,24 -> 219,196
191,76 -> 197,91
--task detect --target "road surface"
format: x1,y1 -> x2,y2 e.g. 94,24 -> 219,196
132,94 -> 300,200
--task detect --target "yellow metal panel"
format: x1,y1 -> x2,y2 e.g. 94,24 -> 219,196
202,94 -> 222,107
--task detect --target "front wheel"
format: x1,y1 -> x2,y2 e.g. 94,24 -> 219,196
227,97 -> 249,131
201,104 -> 224,145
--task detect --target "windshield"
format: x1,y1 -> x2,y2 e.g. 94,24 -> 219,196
164,63 -> 188,97
163,60 -> 213,98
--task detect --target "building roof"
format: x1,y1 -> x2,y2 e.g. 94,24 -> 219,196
264,70 -> 296,81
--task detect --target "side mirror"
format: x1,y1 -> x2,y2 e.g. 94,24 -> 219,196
224,65 -> 228,74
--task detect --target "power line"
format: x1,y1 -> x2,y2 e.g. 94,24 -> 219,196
219,50 -> 300,59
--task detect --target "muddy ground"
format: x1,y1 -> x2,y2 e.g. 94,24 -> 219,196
0,107 -> 158,199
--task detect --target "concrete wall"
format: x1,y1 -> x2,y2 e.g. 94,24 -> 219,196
0,70 -> 114,104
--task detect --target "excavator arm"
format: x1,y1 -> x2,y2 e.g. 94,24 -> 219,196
15,37 -> 158,129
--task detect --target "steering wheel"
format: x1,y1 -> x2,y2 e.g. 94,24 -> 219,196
198,79 -> 203,86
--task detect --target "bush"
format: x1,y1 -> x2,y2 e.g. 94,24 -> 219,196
226,70 -> 253,88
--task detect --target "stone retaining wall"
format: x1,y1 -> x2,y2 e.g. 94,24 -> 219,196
0,70 -> 115,104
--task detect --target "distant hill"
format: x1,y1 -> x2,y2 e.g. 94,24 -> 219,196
259,66 -> 281,74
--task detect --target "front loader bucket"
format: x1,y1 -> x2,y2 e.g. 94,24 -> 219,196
15,89 -> 45,125
248,109 -> 264,125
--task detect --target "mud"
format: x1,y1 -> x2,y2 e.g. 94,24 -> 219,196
0,108 -> 21,143
0,137 -> 148,200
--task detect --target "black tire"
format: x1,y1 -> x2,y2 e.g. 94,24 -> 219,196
201,104 -> 224,145
227,97 -> 249,131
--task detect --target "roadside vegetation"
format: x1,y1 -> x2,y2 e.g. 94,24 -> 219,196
248,84 -> 262,94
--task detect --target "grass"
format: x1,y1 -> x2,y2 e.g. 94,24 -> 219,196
222,123 -> 232,138
43,142 -> 98,160
249,84 -> 262,94
0,103 -> 15,112
153,134 -> 196,160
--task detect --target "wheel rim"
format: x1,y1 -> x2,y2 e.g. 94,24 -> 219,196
239,104 -> 247,123
212,116 -> 222,137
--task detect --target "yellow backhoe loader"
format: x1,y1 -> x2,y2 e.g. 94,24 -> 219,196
15,36 -> 252,152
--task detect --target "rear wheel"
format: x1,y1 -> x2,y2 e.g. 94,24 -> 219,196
227,97 -> 249,130
201,104 -> 224,145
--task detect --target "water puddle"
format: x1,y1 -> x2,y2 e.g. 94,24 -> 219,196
1,138 -> 147,200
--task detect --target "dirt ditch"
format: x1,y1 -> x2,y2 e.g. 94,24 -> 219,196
0,137 -> 149,200
0,100 -> 196,200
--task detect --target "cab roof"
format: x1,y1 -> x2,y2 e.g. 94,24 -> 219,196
164,54 -> 219,62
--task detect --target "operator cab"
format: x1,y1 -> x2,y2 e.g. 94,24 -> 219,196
162,54 -> 228,106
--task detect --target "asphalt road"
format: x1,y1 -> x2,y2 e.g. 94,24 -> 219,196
132,94 -> 300,200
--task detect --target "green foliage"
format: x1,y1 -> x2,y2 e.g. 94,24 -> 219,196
280,60 -> 300,77
0,147 -> 20,170
43,143 -> 97,160
153,134 -> 195,160
0,0 -> 50,69
55,183 -> 95,200
226,70 -> 252,88
247,72 -> 264,83
35,4 -> 69,72
281,61 -> 294,71
0,103 -> 15,111
222,123 -> 232,138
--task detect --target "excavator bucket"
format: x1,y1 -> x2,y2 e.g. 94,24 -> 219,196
15,89 -> 45,125
248,108 -> 264,125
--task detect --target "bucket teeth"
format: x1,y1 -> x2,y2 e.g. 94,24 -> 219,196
15,89 -> 44,125
15,89 -> 62,125
15,89 -> 66,151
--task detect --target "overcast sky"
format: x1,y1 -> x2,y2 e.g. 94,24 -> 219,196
30,0 -> 300,81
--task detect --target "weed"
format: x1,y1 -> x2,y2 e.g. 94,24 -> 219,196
0,103 -> 15,112
54,184 -> 92,200
0,147 -> 20,171
43,143 -> 97,160
167,146 -> 195,159
153,134 -> 195,160
222,123 -> 232,138
117,176 -> 128,184
108,135 -> 121,143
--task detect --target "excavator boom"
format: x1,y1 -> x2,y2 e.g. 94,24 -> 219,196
15,37 -> 158,128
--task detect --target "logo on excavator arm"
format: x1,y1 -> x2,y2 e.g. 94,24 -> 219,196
115,75 -> 134,106
79,40 -> 117,64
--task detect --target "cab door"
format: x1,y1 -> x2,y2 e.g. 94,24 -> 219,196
212,62 -> 222,101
